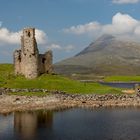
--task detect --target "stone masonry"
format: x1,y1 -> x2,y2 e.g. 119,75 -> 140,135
14,28 -> 53,79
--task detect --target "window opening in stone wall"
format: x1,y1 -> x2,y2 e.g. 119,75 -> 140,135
18,55 -> 21,62
27,31 -> 31,37
42,58 -> 46,64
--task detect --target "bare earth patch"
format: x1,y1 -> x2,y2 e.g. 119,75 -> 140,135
122,90 -> 135,94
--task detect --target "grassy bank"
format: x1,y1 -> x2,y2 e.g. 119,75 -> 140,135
0,64 -> 123,95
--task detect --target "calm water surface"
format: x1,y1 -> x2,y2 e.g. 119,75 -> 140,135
0,108 -> 140,140
100,82 -> 140,88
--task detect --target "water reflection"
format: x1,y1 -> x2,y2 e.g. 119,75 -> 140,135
1,108 -> 140,140
0,114 -> 14,139
14,111 -> 53,140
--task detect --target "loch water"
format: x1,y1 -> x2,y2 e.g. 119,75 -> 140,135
100,82 -> 140,89
0,108 -> 140,140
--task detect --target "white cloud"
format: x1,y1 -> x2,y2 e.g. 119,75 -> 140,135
47,44 -> 62,50
47,43 -> 75,52
64,45 -> 75,52
134,26 -> 140,35
64,22 -> 101,35
0,28 -> 21,45
112,0 -> 139,4
102,13 -> 139,35
64,12 -> 140,41
0,27 -> 47,46
35,29 -> 47,44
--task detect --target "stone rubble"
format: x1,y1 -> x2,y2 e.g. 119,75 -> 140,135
0,88 -> 140,114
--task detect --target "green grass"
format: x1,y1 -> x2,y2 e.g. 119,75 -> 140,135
0,63 -> 14,83
3,74 -> 122,94
0,64 -> 123,94
104,76 -> 140,82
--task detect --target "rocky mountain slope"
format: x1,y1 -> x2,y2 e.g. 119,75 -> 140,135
55,35 -> 140,75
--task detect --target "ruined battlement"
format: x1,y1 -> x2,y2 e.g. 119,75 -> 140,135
14,28 -> 53,79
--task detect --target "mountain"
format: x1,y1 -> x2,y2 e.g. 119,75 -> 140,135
54,34 -> 140,75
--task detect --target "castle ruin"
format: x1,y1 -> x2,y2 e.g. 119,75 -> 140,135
14,28 -> 53,79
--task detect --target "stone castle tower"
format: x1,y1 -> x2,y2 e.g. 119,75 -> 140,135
14,28 -> 53,79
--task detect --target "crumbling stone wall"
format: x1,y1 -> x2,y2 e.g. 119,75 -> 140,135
44,50 -> 53,74
13,28 -> 53,79
14,49 -> 21,75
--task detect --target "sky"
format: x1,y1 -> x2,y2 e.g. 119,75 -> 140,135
0,0 -> 140,63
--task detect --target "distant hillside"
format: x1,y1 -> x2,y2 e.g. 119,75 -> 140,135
55,34 -> 140,75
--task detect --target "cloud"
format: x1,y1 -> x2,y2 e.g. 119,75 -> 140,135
47,43 -> 75,52
47,44 -> 62,50
112,0 -> 139,4
134,26 -> 140,35
64,45 -> 75,52
35,29 -> 47,44
64,12 -> 140,41
102,13 -> 139,35
0,27 -> 47,46
64,22 -> 101,35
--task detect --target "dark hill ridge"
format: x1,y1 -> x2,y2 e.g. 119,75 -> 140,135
54,34 -> 140,75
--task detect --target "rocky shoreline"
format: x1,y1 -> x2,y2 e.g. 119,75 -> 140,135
0,88 -> 140,114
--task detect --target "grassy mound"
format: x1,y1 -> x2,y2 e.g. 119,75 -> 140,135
0,64 -> 123,94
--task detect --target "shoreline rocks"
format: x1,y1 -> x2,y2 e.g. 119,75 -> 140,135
1,88 -> 140,114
